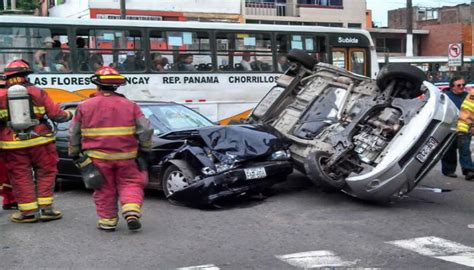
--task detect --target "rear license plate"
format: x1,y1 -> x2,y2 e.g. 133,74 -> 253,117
244,167 -> 267,180
416,137 -> 439,163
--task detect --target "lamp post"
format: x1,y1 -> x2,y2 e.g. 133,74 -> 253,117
120,0 -> 126,19
406,0 -> 414,57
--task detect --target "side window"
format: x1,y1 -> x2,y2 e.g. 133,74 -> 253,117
75,28 -> 143,72
276,34 -> 327,71
149,30 -> 211,72
216,32 -> 273,72
0,26 -> 70,73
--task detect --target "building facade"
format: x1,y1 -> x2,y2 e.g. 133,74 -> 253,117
48,0 -> 243,22
387,3 -> 472,57
244,0 -> 367,28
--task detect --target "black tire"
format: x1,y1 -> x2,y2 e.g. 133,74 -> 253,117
376,63 -> 426,98
162,165 -> 190,198
305,151 -> 346,190
287,49 -> 318,70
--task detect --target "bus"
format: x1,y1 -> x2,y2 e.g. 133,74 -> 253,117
378,55 -> 474,84
0,16 -> 378,123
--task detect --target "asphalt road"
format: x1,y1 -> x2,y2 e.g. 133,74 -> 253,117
1,163 -> 473,269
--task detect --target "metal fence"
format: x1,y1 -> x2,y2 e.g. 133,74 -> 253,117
245,2 -> 299,17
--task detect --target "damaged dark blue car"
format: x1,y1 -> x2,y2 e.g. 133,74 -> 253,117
56,101 -> 293,208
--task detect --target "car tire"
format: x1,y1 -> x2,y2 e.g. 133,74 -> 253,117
287,49 -> 318,70
376,63 -> 426,98
305,151 -> 346,190
162,164 -> 191,198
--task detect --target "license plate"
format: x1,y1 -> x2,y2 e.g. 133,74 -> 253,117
244,167 -> 267,180
416,137 -> 439,163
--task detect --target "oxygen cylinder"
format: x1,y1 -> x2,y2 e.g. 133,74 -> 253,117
7,85 -> 37,131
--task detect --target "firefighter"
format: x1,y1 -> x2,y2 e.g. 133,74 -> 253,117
0,59 -> 72,223
457,86 -> 474,181
68,66 -> 153,231
0,78 -> 17,210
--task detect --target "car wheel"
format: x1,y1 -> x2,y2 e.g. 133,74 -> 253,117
162,165 -> 190,197
305,151 -> 346,190
376,63 -> 426,99
287,49 -> 318,70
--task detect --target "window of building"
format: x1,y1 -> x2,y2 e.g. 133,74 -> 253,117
417,8 -> 438,21
348,23 -> 362,29
216,32 -> 273,72
76,28 -> 143,72
149,30 -> 211,72
375,37 -> 405,53
0,26 -> 70,73
297,0 -> 343,7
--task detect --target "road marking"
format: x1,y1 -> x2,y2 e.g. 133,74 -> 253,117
275,250 -> 357,268
176,264 -> 220,270
387,236 -> 474,267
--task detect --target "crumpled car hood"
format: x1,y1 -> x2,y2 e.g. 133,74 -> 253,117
197,124 -> 291,162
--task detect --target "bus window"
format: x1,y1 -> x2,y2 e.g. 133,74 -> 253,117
149,30 -> 211,72
75,28 -> 143,72
349,49 -> 366,75
276,34 -> 327,71
0,26 -> 69,73
332,49 -> 346,70
216,32 -> 273,72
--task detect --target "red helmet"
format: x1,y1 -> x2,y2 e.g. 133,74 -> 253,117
91,66 -> 126,90
3,59 -> 33,78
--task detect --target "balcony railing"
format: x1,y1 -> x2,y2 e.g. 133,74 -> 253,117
245,2 -> 299,17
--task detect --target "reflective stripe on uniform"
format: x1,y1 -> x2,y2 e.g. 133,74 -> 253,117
457,121 -> 470,133
122,203 -> 141,214
33,106 -> 46,114
81,126 -> 136,136
461,100 -> 474,112
98,217 -> 118,226
0,109 -> 8,119
99,75 -> 125,80
18,201 -> 38,211
0,136 -> 55,149
37,197 -> 54,205
84,150 -> 137,160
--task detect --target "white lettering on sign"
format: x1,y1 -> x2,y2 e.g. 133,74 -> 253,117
338,37 -> 359,44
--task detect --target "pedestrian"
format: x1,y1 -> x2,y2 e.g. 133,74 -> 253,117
68,66 -> 153,232
441,76 -> 474,180
0,78 -> 17,211
0,59 -> 72,223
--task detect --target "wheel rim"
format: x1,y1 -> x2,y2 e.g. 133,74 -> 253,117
166,170 -> 189,195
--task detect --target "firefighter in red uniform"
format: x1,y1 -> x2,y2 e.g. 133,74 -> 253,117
68,66 -> 152,231
0,59 -> 72,223
0,78 -> 17,210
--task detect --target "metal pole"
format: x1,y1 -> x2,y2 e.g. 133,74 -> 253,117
406,0 -> 414,56
120,0 -> 126,19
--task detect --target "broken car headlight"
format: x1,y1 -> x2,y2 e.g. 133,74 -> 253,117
270,150 -> 291,161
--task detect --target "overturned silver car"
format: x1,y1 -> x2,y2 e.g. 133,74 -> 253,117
247,50 -> 458,202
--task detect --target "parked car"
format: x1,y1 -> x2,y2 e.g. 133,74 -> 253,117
246,49 -> 458,202
55,101 -> 292,207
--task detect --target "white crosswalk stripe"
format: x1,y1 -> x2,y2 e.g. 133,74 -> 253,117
275,250 -> 357,268
176,264 -> 220,270
387,236 -> 474,267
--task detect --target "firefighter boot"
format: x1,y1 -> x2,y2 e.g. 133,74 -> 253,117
39,208 -> 63,222
125,214 -> 141,231
10,211 -> 39,223
3,203 -> 18,210
97,217 -> 118,232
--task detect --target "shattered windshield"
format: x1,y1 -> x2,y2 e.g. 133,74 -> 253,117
141,104 -> 214,135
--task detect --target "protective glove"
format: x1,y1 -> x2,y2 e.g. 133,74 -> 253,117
136,150 -> 152,172
73,154 -> 104,189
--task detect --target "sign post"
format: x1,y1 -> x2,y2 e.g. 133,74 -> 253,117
448,43 -> 463,67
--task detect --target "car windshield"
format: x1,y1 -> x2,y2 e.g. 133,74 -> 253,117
57,103 -> 214,135
142,104 -> 214,135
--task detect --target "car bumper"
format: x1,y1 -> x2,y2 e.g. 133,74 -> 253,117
168,160 -> 293,206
